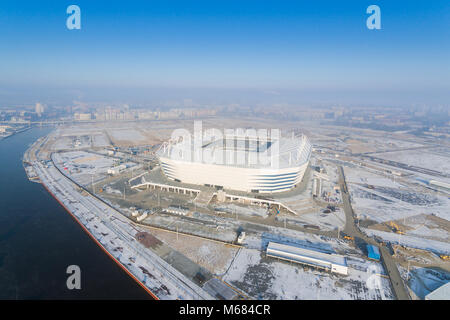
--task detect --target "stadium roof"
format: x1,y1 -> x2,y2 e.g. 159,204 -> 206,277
158,134 -> 311,169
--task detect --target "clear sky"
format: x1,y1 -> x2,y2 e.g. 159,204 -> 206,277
0,0 -> 449,106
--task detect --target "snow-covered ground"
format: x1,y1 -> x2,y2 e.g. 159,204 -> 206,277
142,212 -> 237,243
92,134 -> 110,147
364,229 -> 450,254
399,214 -> 450,242
52,136 -> 91,150
223,247 -> 393,300
344,166 -> 450,223
108,129 -> 146,143
279,208 -> 345,231
52,151 -> 138,186
148,228 -> 239,276
213,203 -> 269,219
372,149 -> 450,174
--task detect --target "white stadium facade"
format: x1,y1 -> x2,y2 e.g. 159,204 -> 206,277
157,131 -> 312,194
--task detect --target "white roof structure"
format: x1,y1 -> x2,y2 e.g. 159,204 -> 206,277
429,180 -> 450,191
157,132 -> 312,193
159,133 -> 311,170
425,282 -> 450,300
266,242 -> 348,275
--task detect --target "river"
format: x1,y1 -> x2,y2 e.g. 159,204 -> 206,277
0,127 -> 149,299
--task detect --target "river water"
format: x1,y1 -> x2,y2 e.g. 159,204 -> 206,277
0,127 -> 149,299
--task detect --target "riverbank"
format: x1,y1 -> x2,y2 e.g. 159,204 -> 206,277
23,129 -> 213,300
0,127 -> 150,299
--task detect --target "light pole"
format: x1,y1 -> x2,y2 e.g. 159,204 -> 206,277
406,260 -> 411,282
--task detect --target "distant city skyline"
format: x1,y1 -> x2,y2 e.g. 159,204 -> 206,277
0,1 -> 449,106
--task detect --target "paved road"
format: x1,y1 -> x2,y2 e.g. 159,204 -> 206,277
378,246 -> 410,300
337,166 -> 410,300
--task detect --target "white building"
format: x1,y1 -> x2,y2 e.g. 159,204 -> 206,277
74,113 -> 92,121
158,132 -> 311,193
107,164 -> 127,175
35,103 -> 45,117
266,242 -> 348,275
429,180 -> 450,193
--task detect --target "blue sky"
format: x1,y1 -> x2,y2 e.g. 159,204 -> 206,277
0,1 -> 449,105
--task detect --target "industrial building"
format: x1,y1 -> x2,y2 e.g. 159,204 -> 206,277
266,242 -> 348,275
367,244 -> 381,261
158,132 -> 311,193
429,180 -> 450,193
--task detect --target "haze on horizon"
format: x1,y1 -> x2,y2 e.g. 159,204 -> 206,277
0,0 -> 449,107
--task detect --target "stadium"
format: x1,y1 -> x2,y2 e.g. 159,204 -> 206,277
157,131 -> 312,194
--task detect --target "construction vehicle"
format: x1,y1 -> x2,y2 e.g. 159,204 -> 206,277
440,255 -> 450,261
386,221 -> 405,235
339,232 -> 354,242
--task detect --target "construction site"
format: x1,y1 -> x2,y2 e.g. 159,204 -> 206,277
22,120 -> 450,300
